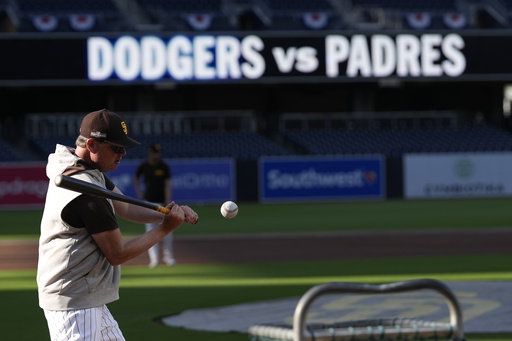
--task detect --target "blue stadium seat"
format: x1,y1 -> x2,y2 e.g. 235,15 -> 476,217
351,0 -> 463,30
30,132 -> 290,161
137,0 -> 233,31
352,0 -> 457,12
129,132 -> 290,160
13,0 -> 132,32
15,0 -> 120,12
29,137 -> 76,159
257,0 -> 340,30
284,123 -> 512,156
260,0 -> 334,13
0,139 -> 24,162
137,0 -> 222,12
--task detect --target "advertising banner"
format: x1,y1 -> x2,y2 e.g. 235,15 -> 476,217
4,31 -> 512,85
0,164 -> 48,208
259,156 -> 384,202
108,158 -> 235,204
0,159 -> 234,209
404,153 -> 512,198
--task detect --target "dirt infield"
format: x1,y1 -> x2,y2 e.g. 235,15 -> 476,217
1,228 -> 511,270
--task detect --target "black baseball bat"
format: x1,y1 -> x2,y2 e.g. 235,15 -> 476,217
54,174 -> 171,214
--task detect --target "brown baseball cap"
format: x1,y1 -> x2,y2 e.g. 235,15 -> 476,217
80,109 -> 140,148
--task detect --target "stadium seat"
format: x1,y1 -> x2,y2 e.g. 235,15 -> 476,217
29,132 -> 290,161
261,0 -> 334,13
257,0 -> 340,30
13,0 -> 133,32
137,0 -> 234,31
15,0 -> 120,12
0,139 -> 24,162
352,0 -> 457,12
128,132 -> 290,160
284,122 -> 512,157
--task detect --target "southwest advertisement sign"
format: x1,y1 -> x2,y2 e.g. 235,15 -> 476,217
259,156 -> 384,202
5,31 -> 512,85
108,158 -> 235,204
0,164 -> 48,208
404,153 -> 512,198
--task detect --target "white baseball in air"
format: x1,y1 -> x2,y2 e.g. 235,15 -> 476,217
220,201 -> 238,219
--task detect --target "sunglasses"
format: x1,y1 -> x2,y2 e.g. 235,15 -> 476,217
93,139 -> 125,154
108,144 -> 125,154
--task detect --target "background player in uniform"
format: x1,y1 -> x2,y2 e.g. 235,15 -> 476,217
37,109 -> 198,341
133,143 -> 175,267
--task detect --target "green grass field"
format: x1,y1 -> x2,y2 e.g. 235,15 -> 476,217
1,198 -> 511,340
4,197 -> 512,239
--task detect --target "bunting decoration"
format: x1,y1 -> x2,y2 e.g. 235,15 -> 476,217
186,14 -> 212,31
303,12 -> 329,30
405,12 -> 432,29
443,12 -> 467,29
69,14 -> 96,31
32,15 -> 58,32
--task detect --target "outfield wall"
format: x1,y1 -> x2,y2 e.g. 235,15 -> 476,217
1,152 -> 511,208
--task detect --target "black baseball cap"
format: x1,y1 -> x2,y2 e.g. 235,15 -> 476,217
80,109 -> 140,148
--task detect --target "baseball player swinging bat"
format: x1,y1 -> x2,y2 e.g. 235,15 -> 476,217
54,174 -> 171,214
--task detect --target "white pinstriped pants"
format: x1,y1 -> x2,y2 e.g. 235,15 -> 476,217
43,305 -> 125,341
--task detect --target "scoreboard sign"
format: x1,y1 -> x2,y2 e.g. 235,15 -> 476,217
87,33 -> 465,82
0,31 -> 511,84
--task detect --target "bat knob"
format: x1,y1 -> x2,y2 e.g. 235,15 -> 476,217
54,174 -> 63,187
